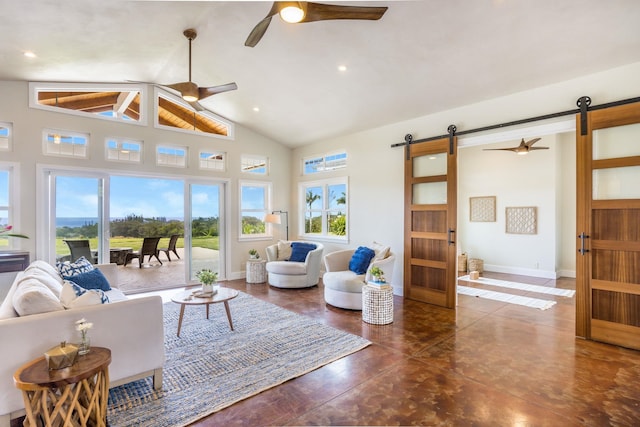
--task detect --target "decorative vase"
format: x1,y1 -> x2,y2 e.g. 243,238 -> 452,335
202,283 -> 214,294
78,335 -> 90,355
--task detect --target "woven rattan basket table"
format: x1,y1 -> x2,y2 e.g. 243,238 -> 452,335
246,259 -> 267,283
362,283 -> 394,325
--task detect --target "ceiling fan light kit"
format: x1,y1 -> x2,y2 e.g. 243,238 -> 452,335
279,2 -> 306,23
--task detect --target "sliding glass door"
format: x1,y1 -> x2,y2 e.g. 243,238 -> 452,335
189,183 -> 222,281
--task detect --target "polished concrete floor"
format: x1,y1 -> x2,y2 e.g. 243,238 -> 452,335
184,273 -> 640,426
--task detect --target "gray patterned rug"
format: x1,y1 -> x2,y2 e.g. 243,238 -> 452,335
107,291 -> 370,426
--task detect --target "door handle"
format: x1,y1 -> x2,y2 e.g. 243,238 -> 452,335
577,232 -> 590,255
448,228 -> 455,245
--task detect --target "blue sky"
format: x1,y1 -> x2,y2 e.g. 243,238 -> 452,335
56,176 -> 219,219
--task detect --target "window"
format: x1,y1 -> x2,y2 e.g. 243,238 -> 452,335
155,89 -> 234,139
199,151 -> 226,171
239,181 -> 271,239
241,155 -> 268,175
0,122 -> 11,151
303,151 -> 347,174
157,145 -> 187,168
43,129 -> 89,158
0,164 -> 21,248
30,82 -> 145,124
300,178 -> 348,240
106,138 -> 142,163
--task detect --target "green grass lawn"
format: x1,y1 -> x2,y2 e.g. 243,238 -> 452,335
56,236 -> 219,256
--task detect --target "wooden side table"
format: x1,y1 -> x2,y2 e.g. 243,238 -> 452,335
362,283 -> 394,325
13,347 -> 111,427
246,259 -> 267,283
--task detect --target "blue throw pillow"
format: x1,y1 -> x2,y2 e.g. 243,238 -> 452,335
289,242 -> 317,262
63,268 -> 112,291
349,246 -> 376,275
57,256 -> 95,277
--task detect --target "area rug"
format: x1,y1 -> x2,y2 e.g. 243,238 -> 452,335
457,285 -> 557,310
107,291 -> 371,426
458,275 -> 576,297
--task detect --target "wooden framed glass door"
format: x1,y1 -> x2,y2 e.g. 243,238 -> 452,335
576,101 -> 640,350
404,136 -> 457,308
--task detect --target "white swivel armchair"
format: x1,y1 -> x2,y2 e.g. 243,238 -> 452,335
265,241 -> 324,288
323,248 -> 395,310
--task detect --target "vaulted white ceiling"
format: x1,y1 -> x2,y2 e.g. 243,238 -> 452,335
2,0 -> 640,147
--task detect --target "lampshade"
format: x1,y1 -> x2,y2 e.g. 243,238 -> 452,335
265,213 -> 281,224
280,3 -> 305,23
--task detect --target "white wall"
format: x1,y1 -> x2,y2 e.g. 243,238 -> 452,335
0,81 -> 291,281
292,61 -> 640,295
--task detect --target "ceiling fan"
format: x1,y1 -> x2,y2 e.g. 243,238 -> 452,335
139,29 -> 237,111
483,138 -> 548,155
245,1 -> 388,47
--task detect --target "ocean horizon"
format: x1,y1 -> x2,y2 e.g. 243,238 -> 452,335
56,217 -> 185,228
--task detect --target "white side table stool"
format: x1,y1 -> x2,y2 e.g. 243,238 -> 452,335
362,283 -> 393,325
246,259 -> 267,284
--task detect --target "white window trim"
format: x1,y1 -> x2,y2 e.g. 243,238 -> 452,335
238,180 -> 272,241
299,177 -> 349,243
29,82 -> 147,126
199,150 -> 227,172
154,88 -> 235,140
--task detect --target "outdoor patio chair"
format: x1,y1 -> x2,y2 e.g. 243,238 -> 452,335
124,237 -> 163,268
158,234 -> 181,261
64,239 -> 98,264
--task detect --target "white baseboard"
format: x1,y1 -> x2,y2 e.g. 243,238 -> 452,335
483,264 -> 559,279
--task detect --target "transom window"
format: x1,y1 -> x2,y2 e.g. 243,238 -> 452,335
199,151 -> 226,171
43,129 -> 89,158
30,82 -> 144,124
157,145 -> 187,168
241,155 -> 268,175
303,151 -> 347,174
300,178 -> 348,240
155,89 -> 234,139
106,138 -> 142,163
0,122 -> 11,151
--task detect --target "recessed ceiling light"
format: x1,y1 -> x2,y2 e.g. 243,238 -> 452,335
338,65 -> 347,72
24,51 -> 36,58
253,107 -> 260,112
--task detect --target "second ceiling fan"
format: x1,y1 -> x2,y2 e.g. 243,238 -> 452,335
483,138 -> 548,155
245,1 -> 388,47
154,29 -> 237,111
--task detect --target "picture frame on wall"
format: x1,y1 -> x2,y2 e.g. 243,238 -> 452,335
505,206 -> 537,234
469,196 -> 496,222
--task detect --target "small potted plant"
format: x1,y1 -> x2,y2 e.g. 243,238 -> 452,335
196,269 -> 218,294
370,266 -> 386,284
248,248 -> 260,260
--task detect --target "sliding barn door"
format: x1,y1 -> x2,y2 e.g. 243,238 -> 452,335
404,136 -> 457,308
576,101 -> 640,350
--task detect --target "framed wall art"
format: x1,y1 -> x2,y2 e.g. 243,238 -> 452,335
469,196 -> 496,222
505,206 -> 537,234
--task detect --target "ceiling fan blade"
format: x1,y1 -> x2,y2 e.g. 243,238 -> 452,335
528,146 -> 549,150
198,82 -> 238,101
188,100 -> 205,111
524,138 -> 541,147
245,3 -> 280,47
303,2 -> 388,22
165,82 -> 196,94
483,148 -> 518,152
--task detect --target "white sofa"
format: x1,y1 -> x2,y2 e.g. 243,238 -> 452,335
0,261 -> 165,427
265,241 -> 324,288
323,248 -> 396,310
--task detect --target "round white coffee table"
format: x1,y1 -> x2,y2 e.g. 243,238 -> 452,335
171,287 -> 239,337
